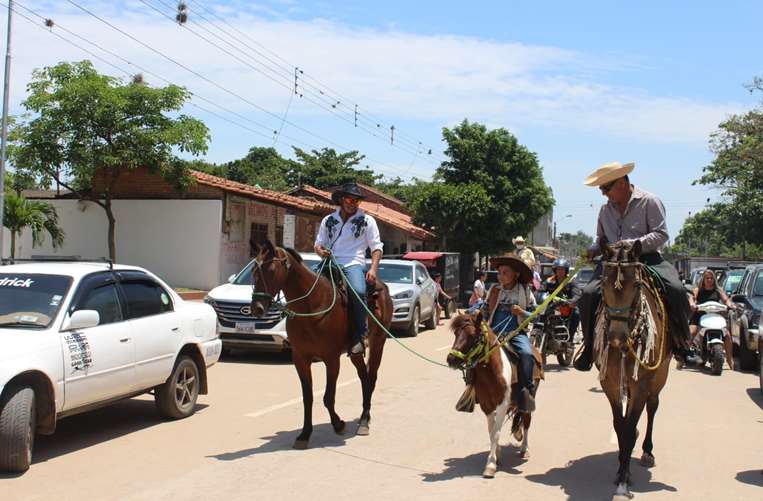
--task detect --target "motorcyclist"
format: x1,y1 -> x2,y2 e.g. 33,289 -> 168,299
688,269 -> 737,369
542,258 -> 581,342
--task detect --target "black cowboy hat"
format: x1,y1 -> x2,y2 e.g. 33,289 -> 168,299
331,182 -> 366,205
489,254 -> 532,285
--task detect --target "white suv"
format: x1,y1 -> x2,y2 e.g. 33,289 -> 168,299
205,253 -> 321,352
0,261 -> 221,473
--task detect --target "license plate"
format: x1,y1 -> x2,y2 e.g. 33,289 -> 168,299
235,322 -> 257,334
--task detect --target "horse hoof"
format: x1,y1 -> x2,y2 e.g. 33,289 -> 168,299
518,449 -> 530,460
356,423 -> 370,436
640,453 -> 655,468
293,439 -> 309,450
613,483 -> 633,500
482,465 -> 496,478
333,420 -> 346,435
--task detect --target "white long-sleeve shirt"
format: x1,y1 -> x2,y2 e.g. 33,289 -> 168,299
315,208 -> 383,268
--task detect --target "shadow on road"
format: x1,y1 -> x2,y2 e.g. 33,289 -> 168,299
735,469 -> 763,487
207,422 -> 360,461
745,388 -> 763,411
588,386 -> 605,394
525,452 -> 677,500
420,446 -> 525,482
220,351 -> 292,365
543,363 -> 572,373
31,399 -> 208,465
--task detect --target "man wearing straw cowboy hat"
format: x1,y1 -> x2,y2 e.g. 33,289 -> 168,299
512,235 -> 536,269
573,162 -> 702,371
485,254 -> 537,412
315,182 -> 383,357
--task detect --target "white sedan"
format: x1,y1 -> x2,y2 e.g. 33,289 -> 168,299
0,261 -> 221,473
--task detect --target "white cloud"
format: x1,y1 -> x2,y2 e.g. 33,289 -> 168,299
5,0 -> 744,148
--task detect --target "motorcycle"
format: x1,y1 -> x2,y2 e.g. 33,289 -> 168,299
695,301 -> 732,375
530,294 -> 575,367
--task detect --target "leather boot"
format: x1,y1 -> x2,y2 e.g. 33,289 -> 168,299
574,343 -> 594,371
517,388 -> 536,413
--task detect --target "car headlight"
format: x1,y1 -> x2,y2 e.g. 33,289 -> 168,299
203,295 -> 216,306
393,290 -> 413,300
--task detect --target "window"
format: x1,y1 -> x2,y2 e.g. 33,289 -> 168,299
276,225 -> 284,246
78,284 -> 123,325
251,223 -> 269,245
0,274 -> 72,329
415,265 -> 429,284
121,281 -> 173,319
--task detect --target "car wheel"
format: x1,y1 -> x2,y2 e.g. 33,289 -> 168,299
738,316 -> 757,371
156,356 -> 200,419
406,305 -> 420,337
424,304 -> 437,330
0,386 -> 36,473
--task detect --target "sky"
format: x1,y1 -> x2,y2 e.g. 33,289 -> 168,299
2,0 -> 761,239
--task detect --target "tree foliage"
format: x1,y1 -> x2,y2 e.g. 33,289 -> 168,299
290,147 -> 380,188
413,120 -> 554,254
558,231 -> 594,259
194,147 -> 295,192
10,61 -> 210,260
3,191 -> 65,259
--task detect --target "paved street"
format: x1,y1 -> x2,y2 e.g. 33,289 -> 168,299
2,323 -> 762,501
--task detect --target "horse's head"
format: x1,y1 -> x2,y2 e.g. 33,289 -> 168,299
447,309 -> 486,369
250,239 -> 291,318
601,239 -> 644,348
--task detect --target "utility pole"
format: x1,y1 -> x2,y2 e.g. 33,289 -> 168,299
0,1 -> 13,261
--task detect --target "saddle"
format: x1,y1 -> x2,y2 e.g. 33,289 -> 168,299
501,342 -> 545,385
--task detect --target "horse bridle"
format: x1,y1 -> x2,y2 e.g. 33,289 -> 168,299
251,250 -> 290,304
449,320 -> 491,369
602,260 -> 644,326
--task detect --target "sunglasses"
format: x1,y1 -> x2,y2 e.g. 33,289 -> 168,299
600,179 -> 618,194
342,196 -> 360,205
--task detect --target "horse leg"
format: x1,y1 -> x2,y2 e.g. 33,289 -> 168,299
614,395 -> 647,497
483,398 -> 509,478
323,356 -> 346,435
350,353 -> 371,435
640,395 -> 659,468
519,412 -> 531,459
293,353 -> 314,449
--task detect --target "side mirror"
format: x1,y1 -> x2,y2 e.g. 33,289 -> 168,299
64,310 -> 100,330
731,294 -> 744,303
416,277 -> 424,286
228,274 -> 236,283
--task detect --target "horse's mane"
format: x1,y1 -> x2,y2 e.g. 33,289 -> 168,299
282,247 -> 303,263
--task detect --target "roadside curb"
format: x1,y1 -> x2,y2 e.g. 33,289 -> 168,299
178,291 -> 208,301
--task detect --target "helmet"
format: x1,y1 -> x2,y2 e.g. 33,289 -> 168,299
552,258 -> 570,271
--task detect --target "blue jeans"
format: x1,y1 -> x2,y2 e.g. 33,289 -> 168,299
510,332 -> 535,393
343,265 -> 368,345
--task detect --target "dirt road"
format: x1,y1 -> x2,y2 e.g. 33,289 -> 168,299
2,323 -> 762,500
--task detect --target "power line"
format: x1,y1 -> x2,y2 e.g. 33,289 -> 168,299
58,0 -> 423,179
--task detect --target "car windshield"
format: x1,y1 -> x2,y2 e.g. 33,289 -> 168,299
377,264 -> 413,284
753,273 -> 763,296
0,274 -> 72,329
576,268 -> 595,283
232,258 -> 321,285
723,270 -> 744,294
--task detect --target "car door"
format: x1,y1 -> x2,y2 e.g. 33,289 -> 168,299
118,272 -> 181,389
63,273 -> 136,410
415,264 -> 436,318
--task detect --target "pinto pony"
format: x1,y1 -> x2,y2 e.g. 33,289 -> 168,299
446,310 -> 536,478
596,240 -> 671,499
250,241 -> 393,449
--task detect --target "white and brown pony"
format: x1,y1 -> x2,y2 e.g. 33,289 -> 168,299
446,310 -> 537,478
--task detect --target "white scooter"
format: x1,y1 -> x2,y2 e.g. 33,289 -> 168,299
696,301 -> 730,375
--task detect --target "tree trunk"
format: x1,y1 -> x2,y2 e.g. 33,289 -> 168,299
104,199 -> 117,262
10,230 -> 16,259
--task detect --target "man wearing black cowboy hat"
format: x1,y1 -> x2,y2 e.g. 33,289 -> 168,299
315,182 -> 383,356
484,254 -> 538,412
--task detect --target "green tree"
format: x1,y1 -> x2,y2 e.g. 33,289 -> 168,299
375,176 -> 430,204
558,231 -> 594,259
220,147 -> 295,191
3,191 -> 65,259
10,61 -> 209,260
290,147 -> 380,188
419,120 -> 554,255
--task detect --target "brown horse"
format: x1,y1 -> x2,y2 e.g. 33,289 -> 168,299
597,240 -> 671,499
250,240 -> 393,449
446,310 -> 537,478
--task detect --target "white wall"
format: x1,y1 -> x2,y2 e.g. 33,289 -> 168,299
12,199 -> 223,290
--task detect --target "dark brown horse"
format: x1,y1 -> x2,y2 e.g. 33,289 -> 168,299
597,240 -> 671,499
250,240 -> 393,449
446,310 -> 538,478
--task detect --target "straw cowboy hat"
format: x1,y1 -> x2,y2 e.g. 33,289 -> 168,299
583,161 -> 635,187
489,254 -> 532,285
512,235 -> 526,245
330,182 -> 367,205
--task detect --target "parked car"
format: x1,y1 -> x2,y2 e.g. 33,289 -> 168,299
573,266 -> 595,288
401,252 -> 460,318
730,264 -> 763,371
205,253 -> 321,353
721,268 -> 745,295
379,259 -> 438,336
0,261 -> 220,473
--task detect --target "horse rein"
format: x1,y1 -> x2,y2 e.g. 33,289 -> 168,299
251,251 -> 290,304
449,321 -> 492,369
602,260 -> 644,324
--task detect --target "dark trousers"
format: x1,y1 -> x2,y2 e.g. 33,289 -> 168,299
510,332 -> 535,394
568,308 -> 581,343
580,254 -> 691,351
